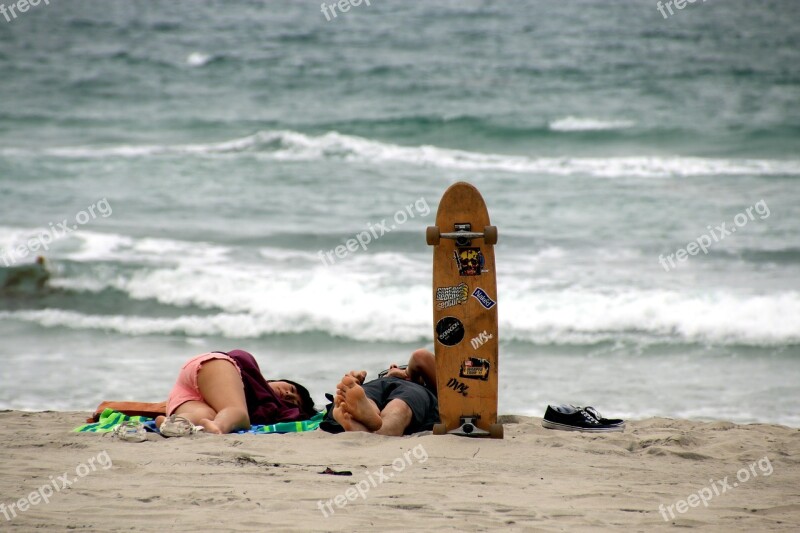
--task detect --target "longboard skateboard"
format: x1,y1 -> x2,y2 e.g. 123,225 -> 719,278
427,181 -> 502,439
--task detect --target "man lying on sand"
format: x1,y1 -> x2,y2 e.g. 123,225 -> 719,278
155,349 -> 316,434
332,349 -> 439,436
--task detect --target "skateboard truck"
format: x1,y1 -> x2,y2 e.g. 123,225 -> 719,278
451,223 -> 476,247
426,223 -> 498,246
450,416 -> 490,437
434,416 -> 504,439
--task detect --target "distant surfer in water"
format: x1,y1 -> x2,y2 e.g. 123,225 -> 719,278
0,256 -> 50,293
156,349 -> 316,434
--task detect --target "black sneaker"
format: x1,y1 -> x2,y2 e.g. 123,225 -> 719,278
542,404 -> 625,432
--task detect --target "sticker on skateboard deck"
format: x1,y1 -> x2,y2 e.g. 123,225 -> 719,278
460,357 -> 490,380
445,377 -> 470,396
453,248 -> 485,276
470,330 -> 493,350
471,287 -> 496,309
435,282 -> 469,309
435,316 -> 465,346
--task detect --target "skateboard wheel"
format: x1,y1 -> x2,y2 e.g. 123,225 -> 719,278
489,423 -> 504,439
483,225 -> 498,245
426,226 -> 441,246
433,423 -> 447,435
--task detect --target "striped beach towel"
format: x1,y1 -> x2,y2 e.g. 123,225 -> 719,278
241,411 -> 325,434
74,408 -> 152,433
74,408 -> 324,434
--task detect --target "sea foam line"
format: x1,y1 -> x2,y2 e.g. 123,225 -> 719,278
3,285 -> 799,347
4,130 -> 800,178
548,116 -> 635,131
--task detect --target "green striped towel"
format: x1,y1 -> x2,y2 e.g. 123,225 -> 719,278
73,408 -> 152,433
243,411 -> 324,434
74,408 -> 324,434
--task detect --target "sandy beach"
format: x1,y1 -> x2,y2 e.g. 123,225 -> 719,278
2,3 -> 799,531
0,411 -> 797,532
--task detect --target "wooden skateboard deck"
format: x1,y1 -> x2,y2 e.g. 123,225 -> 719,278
427,182 -> 502,439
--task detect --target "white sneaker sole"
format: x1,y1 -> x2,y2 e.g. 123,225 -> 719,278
541,419 -> 625,433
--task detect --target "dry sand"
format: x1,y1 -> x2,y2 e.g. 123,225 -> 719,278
0,411 -> 798,532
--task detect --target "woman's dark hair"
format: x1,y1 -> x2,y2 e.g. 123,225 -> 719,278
278,379 -> 317,418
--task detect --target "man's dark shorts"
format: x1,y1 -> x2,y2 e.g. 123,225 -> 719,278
362,377 -> 439,434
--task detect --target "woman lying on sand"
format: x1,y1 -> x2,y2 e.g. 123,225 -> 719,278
155,349 -> 316,434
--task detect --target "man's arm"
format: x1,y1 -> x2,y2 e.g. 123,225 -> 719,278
407,349 -> 436,392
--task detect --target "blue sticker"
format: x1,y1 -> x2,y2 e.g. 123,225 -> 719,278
471,287 -> 496,309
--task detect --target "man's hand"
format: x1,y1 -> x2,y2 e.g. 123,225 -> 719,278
384,364 -> 410,381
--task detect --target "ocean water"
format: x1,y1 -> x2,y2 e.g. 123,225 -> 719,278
1,0 -> 798,426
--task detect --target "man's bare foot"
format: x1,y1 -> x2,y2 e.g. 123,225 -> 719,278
333,375 -> 382,432
346,370 -> 367,384
332,404 -> 357,431
333,372 -> 366,408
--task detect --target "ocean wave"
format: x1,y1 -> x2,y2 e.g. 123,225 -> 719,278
316,114 -> 557,139
548,116 -> 635,132
0,305 -> 429,343
6,130 -> 800,178
5,283 -> 799,347
4,229 -> 798,346
501,289 -> 800,347
0,227 -> 232,267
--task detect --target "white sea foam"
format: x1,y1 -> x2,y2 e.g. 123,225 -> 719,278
61,230 -> 232,265
7,228 -> 800,346
254,131 -> 800,178
17,229 -> 798,345
7,130 -> 800,178
7,218 -> 800,346
186,52 -> 211,67
500,288 -> 800,346
13,265 -> 800,347
549,116 -> 635,131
